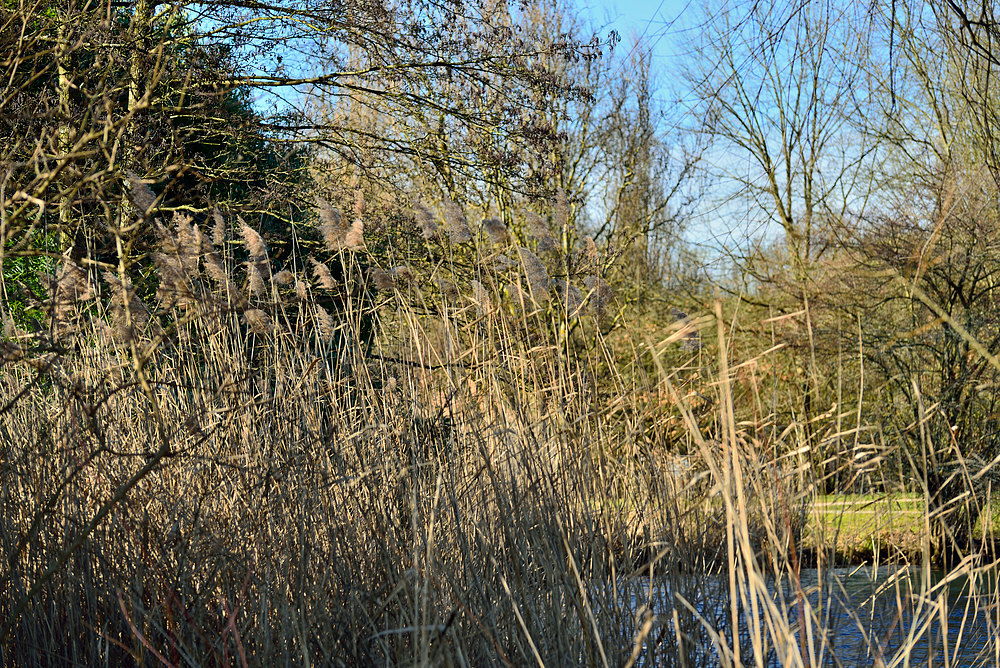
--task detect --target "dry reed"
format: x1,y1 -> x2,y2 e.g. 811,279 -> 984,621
2,199 -> 999,668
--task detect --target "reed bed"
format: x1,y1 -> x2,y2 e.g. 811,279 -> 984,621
2,204 -> 1000,666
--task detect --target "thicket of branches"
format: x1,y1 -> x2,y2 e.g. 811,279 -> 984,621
681,0 -> 1000,555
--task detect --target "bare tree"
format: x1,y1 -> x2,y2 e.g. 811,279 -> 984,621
683,0 -> 879,467
831,0 -> 1000,559
688,0 -> 875,280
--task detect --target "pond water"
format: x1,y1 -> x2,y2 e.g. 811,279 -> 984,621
627,565 -> 1000,666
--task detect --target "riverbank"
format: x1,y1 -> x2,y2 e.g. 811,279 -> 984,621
804,494 -> 1000,566
626,493 -> 1000,573
804,494 -> 928,564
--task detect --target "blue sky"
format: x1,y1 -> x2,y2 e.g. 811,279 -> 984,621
584,0 -> 695,49
579,0 -> 703,116
581,1 -> 732,252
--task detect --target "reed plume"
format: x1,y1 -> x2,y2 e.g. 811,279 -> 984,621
414,201 -> 438,240
239,218 -> 268,265
239,218 -> 273,300
527,212 -> 557,252
48,254 -> 93,337
246,261 -> 268,298
563,282 -> 585,318
272,270 -> 295,287
444,198 -> 472,243
103,272 -> 158,343
243,308 -> 275,334
126,170 -> 156,214
436,276 -> 459,299
318,197 -> 349,251
583,275 -> 613,317
517,247 -> 550,301
311,258 -> 338,289
344,218 -> 365,250
314,304 -> 335,338
174,213 -> 200,277
369,267 -> 394,291
470,279 -> 491,315
493,253 -> 513,271
482,217 -> 510,244
506,280 -> 528,309
554,187 -> 569,231
202,247 -> 246,309
211,207 -> 227,246
391,265 -> 415,284
152,251 -> 192,308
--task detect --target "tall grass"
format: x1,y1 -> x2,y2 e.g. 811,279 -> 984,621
2,205 -> 999,666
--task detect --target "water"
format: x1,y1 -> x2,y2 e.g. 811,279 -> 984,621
789,566 -> 998,666
625,565 -> 1000,666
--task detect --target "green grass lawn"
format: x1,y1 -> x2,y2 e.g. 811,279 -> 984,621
806,494 -> 926,558
805,493 -> 1000,560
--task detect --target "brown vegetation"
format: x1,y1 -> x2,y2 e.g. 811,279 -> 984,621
6,0 -> 1000,665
